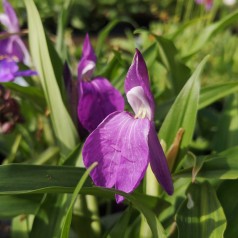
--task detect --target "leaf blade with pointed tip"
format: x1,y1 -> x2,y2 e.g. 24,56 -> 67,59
24,0 -> 78,156
159,57 -> 208,169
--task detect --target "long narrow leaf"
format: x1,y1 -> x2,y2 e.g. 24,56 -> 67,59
159,57 -> 208,169
24,0 -> 78,156
60,162 -> 98,238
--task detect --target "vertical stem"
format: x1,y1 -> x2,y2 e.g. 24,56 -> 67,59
184,0 -> 194,21
175,0 -> 185,22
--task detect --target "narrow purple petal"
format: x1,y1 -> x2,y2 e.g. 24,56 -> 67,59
1,0 -> 19,32
78,77 -> 124,132
82,111 -> 150,203
125,49 -> 155,119
0,58 -> 18,82
0,58 -> 36,82
148,123 -> 174,195
78,34 -> 97,80
14,69 -> 37,77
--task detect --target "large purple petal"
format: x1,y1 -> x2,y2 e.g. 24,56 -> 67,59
148,123 -> 174,195
125,49 -> 155,119
78,34 -> 97,80
0,58 -> 18,82
78,77 -> 124,132
0,0 -> 19,32
83,111 -> 150,203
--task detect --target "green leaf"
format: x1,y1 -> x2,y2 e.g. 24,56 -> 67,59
212,94 -> 238,151
107,207 -> 132,238
0,164 -> 165,237
159,57 -> 208,169
0,194 -> 43,218
142,42 -> 158,69
95,18 -> 135,58
154,35 -> 191,94
24,0 -> 78,156
175,146 -> 238,180
176,182 -> 226,238
56,0 -> 75,58
60,162 -> 98,238
4,82 -> 45,110
217,180 -> 238,238
182,10 -> 238,60
30,194 -> 70,238
0,164 -> 89,194
12,215 -> 31,238
199,81 -> 238,109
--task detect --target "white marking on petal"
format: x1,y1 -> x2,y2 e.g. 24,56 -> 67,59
127,86 -> 152,120
82,61 -> 95,81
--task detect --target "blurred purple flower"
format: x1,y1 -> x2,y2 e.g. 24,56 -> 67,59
83,49 -> 173,203
0,0 -> 30,65
195,0 -> 213,10
0,58 -> 36,82
77,34 -> 124,132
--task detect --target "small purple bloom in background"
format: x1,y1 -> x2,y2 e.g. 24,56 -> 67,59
0,0 -> 30,65
195,0 -> 213,10
0,58 -> 36,82
83,49 -> 173,203
77,34 -> 124,132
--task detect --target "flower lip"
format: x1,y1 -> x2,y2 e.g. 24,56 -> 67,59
126,86 -> 152,120
81,60 -> 96,81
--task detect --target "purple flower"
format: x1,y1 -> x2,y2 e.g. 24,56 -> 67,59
77,34 -> 124,132
0,58 -> 36,82
195,0 -> 213,10
83,49 -> 173,203
0,0 -> 30,65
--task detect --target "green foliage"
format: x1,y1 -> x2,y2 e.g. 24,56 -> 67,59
1,0 -> 238,237
176,182 -> 226,238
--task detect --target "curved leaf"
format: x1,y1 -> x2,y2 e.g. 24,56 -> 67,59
176,182 -> 226,238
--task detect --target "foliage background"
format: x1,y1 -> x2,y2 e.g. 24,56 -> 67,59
1,0 -> 238,237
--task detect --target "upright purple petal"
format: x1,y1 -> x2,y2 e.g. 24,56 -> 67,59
0,36 -> 30,64
14,69 -> 37,78
125,49 -> 155,119
0,0 -> 19,32
78,34 -> 97,80
148,123 -> 174,195
78,77 -> 124,132
82,33 -> 97,62
83,111 -> 150,203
